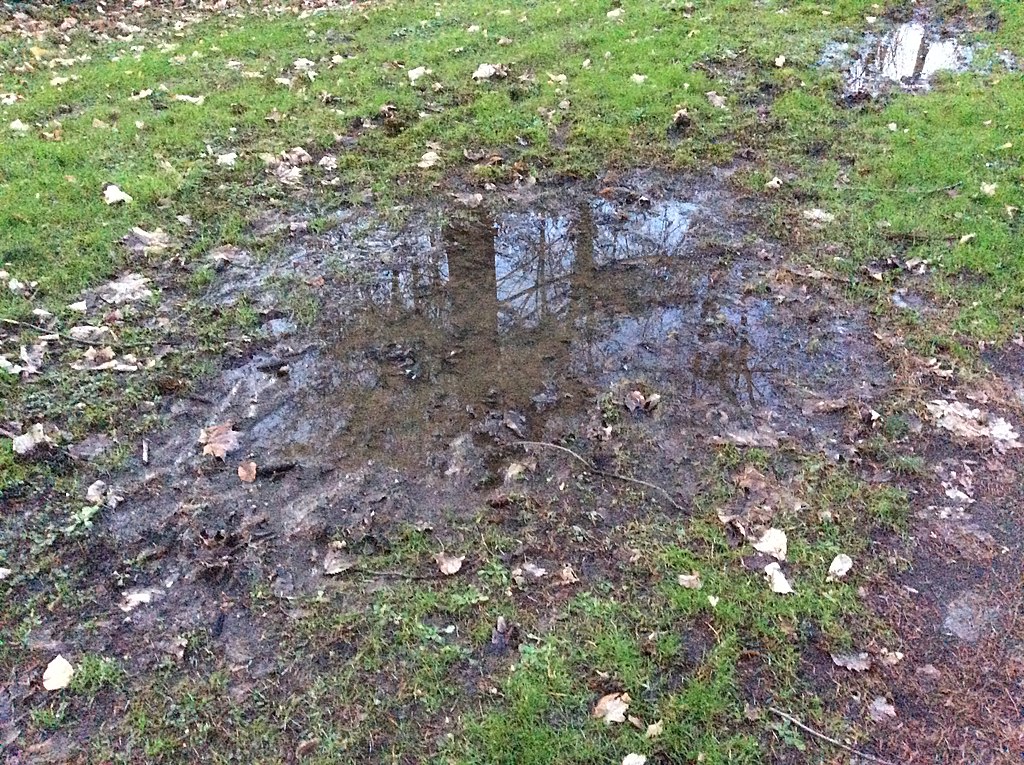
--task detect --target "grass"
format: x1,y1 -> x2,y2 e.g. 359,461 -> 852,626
1,0 -> 1022,761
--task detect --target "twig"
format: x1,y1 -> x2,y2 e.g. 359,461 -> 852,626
515,440 -> 685,513
767,707 -> 898,765
331,567 -> 441,581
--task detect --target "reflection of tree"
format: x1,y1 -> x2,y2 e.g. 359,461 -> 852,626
443,213 -> 501,402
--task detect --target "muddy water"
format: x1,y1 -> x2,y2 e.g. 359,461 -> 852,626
107,174 -> 889,630
827,16 -> 1013,98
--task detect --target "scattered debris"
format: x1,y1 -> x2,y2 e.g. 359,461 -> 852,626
119,587 -> 163,612
238,460 -> 257,483
802,208 -> 835,225
926,400 -> 1021,453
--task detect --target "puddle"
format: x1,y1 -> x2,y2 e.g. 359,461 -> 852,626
106,173 -> 890,627
824,16 -> 1015,98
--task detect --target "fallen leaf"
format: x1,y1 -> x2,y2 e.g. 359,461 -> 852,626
12,423 -> 54,456
103,184 -> 133,205
472,63 -> 508,80
323,547 -> 357,575
832,652 -> 872,672
827,553 -> 853,581
752,528 -> 787,561
606,7 -> 623,19
980,182 -> 998,197
123,227 -> 174,256
417,150 -> 441,169
713,425 -> 782,448
645,720 -> 664,739
774,54 -> 786,67
707,595 -> 720,607
42,655 -> 74,691
217,152 -> 237,167
97,273 -> 152,304
173,94 -> 205,105
622,755 -> 647,765
630,73 -> 647,84
0,567 -> 11,579
199,423 -> 241,459
408,66 -> 431,84
802,208 -> 835,225
10,119 -> 29,132
238,460 -> 257,483
521,562 -> 547,578
454,192 -> 484,208
593,692 -> 630,724
958,232 -> 976,245
705,91 -> 727,109
85,479 -> 118,507
119,587 -> 162,612
677,572 -> 702,589
318,155 -> 338,171
763,562 -> 793,594
70,346 -> 138,372
868,696 -> 896,722
764,176 -> 783,190
433,552 -> 465,576
926,399 -> 1021,453
558,564 -> 580,585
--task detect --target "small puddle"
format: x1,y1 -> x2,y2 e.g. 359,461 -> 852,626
111,173 -> 890,605
825,16 -> 1013,98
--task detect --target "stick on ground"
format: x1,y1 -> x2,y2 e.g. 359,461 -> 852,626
516,440 -> 685,513
767,707 -> 898,765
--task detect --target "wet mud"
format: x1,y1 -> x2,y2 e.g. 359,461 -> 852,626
96,172 -> 891,655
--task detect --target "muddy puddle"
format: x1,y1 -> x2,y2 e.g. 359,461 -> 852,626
102,173 -> 890,654
825,15 -> 1015,98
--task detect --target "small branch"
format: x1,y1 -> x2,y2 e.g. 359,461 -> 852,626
767,707 -> 898,765
515,440 -> 685,513
330,567 -> 441,581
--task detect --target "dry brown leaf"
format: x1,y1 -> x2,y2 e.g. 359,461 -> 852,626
199,423 -> 241,459
677,572 -> 702,589
592,692 -> 630,724
238,460 -> 257,483
433,552 -> 464,576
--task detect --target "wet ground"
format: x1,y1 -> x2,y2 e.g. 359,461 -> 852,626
104,172 -> 890,625
8,171 -> 1024,763
824,11 -> 1016,98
